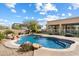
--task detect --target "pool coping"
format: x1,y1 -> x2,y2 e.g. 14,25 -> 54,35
35,34 -> 79,51
3,34 -> 79,52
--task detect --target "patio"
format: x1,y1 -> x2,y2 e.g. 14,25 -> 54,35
0,34 -> 79,56
0,44 -> 34,56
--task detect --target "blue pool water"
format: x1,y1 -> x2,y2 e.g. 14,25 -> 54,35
16,35 -> 75,49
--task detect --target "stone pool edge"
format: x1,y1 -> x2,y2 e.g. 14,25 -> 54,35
3,34 -> 79,52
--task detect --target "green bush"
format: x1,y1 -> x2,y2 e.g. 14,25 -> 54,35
0,32 -> 5,41
4,30 -> 14,35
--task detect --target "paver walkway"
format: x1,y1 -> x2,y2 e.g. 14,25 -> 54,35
0,44 -> 33,56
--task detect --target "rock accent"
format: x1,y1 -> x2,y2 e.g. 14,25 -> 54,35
33,43 -> 41,49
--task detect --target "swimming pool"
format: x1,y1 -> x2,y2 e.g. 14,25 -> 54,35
16,34 -> 75,49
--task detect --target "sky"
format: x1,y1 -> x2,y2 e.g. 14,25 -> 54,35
0,3 -> 79,29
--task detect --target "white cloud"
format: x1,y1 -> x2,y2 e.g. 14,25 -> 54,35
61,13 -> 65,16
44,3 -> 58,12
68,6 -> 72,10
38,15 -> 60,22
22,9 -> 26,13
45,15 -> 59,21
25,16 -> 28,19
31,17 -> 34,19
4,19 -> 8,22
29,4 -> 32,7
68,13 -> 72,16
39,12 -> 46,15
11,9 -> 16,13
36,3 -> 43,11
37,18 -> 43,21
5,3 -> 16,8
35,3 -> 58,15
0,19 -> 3,21
44,14 -> 67,21
39,21 -> 46,29
16,15 -> 21,17
5,3 -> 16,13
0,19 -> 10,26
38,15 -> 60,29
0,19 -> 9,22
71,3 -> 79,9
38,19 -> 46,29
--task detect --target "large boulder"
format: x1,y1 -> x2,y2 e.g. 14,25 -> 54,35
33,43 -> 41,49
18,41 -> 34,52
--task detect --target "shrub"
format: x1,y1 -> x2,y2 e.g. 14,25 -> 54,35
4,30 -> 14,35
0,32 -> 5,41
17,42 -> 34,52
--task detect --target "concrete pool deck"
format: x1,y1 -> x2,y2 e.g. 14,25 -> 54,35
1,34 -> 79,56
33,34 -> 79,56
34,45 -> 79,56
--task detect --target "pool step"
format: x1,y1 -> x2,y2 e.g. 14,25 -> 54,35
54,40 -> 66,48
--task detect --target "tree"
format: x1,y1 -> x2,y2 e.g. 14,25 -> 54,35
23,20 -> 41,32
4,30 -> 14,35
0,25 -> 8,30
12,23 -> 22,30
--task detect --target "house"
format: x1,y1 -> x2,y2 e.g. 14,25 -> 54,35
47,17 -> 79,37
